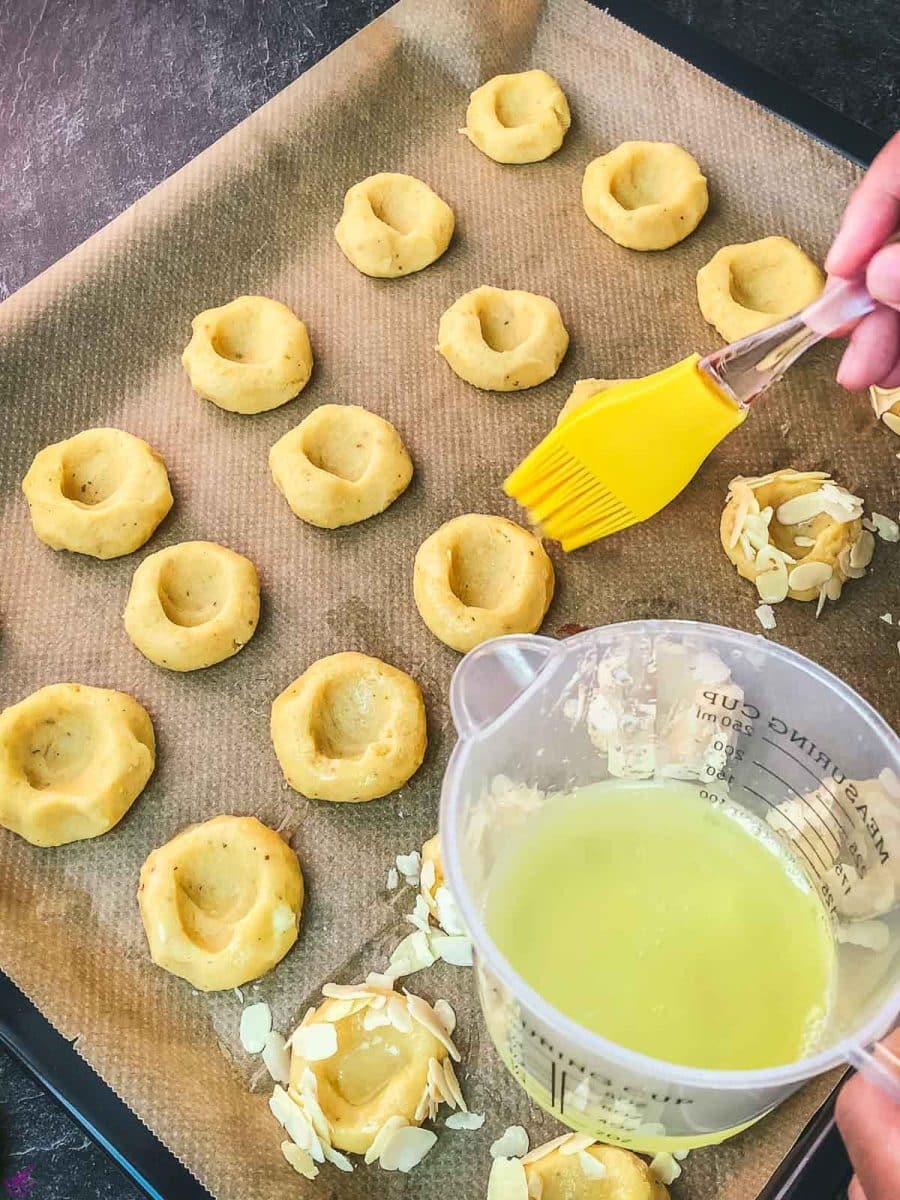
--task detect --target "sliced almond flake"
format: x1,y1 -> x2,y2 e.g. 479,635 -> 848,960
413,1080 -> 432,1124
755,603 -> 777,631
850,530 -> 876,569
872,512 -> 900,542
299,1067 -> 332,1144
420,857 -> 437,893
673,1149 -> 691,1161
322,1142 -> 354,1172
366,970 -> 398,992
322,981 -> 381,1001
824,575 -> 843,600
389,928 -> 437,977
559,1132 -> 598,1155
432,933 -> 474,966
239,1001 -> 272,1054
262,1030 -> 291,1085
487,1155 -> 530,1200
284,1006 -> 317,1051
793,535 -> 816,547
406,893 -> 433,931
362,1005 -> 393,1031
433,998 -> 456,1036
650,1152 -> 682,1186
522,1132 -> 576,1164
404,990 -> 461,1060
293,1022 -> 338,1062
233,986 -> 244,1003
836,920 -> 890,952
441,1057 -> 467,1111
837,546 -> 867,580
883,411 -> 900,435
490,1125 -> 530,1160
578,1150 -> 608,1179
775,490 -> 827,525
788,561 -> 833,590
815,587 -> 828,618
378,1124 -> 437,1172
281,1140 -> 318,1180
396,850 -> 422,884
880,613 -> 894,624
870,385 -> 900,418
269,1085 -> 314,1152
365,1115 -> 409,1164
387,865 -> 400,890
426,1056 -> 449,1103
755,569 -> 789,604
434,885 -> 467,936
878,767 -> 900,800
388,994 -> 414,1033
446,1110 -> 485,1130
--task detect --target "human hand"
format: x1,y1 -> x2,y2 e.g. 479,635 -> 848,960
834,1028 -> 900,1200
825,130 -> 900,391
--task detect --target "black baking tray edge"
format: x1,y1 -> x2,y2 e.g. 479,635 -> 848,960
1,1 -> 876,1197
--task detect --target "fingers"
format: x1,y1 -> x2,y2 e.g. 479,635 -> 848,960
867,242 -> 900,307
849,1176 -> 867,1200
826,131 -> 900,278
836,305 -> 900,389
876,357 -> 900,390
835,1030 -> 900,1200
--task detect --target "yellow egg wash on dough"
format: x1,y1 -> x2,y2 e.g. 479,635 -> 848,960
485,781 -> 834,1070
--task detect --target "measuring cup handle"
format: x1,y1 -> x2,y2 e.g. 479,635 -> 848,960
847,1035 -> 900,1104
449,634 -> 559,737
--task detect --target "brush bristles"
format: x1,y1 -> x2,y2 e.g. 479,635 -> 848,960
505,438 -> 636,550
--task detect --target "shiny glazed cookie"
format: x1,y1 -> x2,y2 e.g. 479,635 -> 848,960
721,469 -> 873,611
271,652 -> 427,803
269,404 -> 413,528
138,814 -> 303,991
0,684 -> 154,847
124,541 -> 260,671
22,427 -> 172,559
582,141 -> 708,251
334,173 -> 454,278
556,377 -> 630,425
182,295 -> 313,414
463,70 -> 570,164
413,514 -> 555,652
697,237 -> 824,342
437,286 -> 569,391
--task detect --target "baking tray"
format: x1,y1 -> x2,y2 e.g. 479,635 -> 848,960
0,0 -> 877,1195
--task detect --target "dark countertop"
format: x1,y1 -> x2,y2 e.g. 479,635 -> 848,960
0,2 -> 897,1199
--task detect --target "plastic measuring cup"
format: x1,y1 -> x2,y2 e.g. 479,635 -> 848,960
440,620 -> 900,1153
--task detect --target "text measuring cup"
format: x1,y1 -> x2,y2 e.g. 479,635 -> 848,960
440,620 -> 900,1153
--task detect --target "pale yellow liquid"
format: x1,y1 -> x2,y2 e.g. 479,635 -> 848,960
485,781 -> 834,1070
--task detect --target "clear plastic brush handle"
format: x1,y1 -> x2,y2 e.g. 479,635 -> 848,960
848,1034 -> 900,1104
699,275 -> 876,407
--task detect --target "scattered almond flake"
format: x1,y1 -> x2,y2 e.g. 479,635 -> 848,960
262,1030 -> 291,1085
433,997 -> 456,1036
378,1124 -> 437,1172
880,613 -> 893,624
870,384 -> 900,419
491,1125 -> 530,1160
441,1057 -> 467,1111
233,986 -> 244,1003
395,850 -> 422,885
523,1133 -> 575,1164
432,933 -> 474,966
650,1152 -> 683,1185
878,768 -> 900,800
559,1133 -> 598,1155
364,1115 -> 409,1164
420,857 -> 437,893
776,490 -> 828,525
404,990 -> 461,1059
838,546 -> 867,580
405,892 -> 433,931
793,535 -> 816,547
322,1141 -> 354,1172
362,1005 -> 393,1031
239,1001 -> 272,1054
872,512 -> 900,542
386,865 -> 400,890
446,1110 -> 485,1130
850,530 -> 876,570
862,515 -> 877,532
487,1155 -> 530,1200
755,604 -> 777,631
755,569 -> 789,604
578,1150 -> 607,1179
293,1021 -> 338,1062
824,575 -> 843,600
389,928 -> 437,977
788,561 -> 833,591
281,1140 -> 318,1180
836,920 -> 890,952
434,885 -> 467,936
673,1149 -> 691,1162
283,1006 -> 317,1051
884,411 -> 900,435
299,1067 -> 332,1143
426,1056 -> 449,1104
815,587 -> 828,619
270,1085 -> 314,1152
388,994 -> 414,1033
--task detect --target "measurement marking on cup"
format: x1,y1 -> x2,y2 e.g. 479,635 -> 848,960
760,737 -> 856,831
753,760 -> 843,855
741,785 -> 829,878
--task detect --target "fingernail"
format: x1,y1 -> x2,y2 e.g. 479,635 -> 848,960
868,245 -> 900,307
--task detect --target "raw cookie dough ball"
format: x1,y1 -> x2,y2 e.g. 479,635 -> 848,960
870,385 -> 900,437
287,976 -> 456,1154
697,237 -> 824,342
0,683 -> 154,847
556,377 -> 630,425
269,404 -> 413,528
124,541 -> 260,671
271,652 -> 427,803
582,141 -> 708,251
522,1137 -> 670,1200
334,172 -> 454,278
721,469 -> 872,608
463,70 -> 570,164
22,427 -> 173,559
414,514 -> 554,652
438,286 -> 569,391
138,814 -> 303,991
181,295 -> 313,414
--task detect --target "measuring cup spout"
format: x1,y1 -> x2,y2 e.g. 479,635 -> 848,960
449,634 -> 559,738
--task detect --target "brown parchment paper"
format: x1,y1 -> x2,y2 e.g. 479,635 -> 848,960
1,1 -> 897,1197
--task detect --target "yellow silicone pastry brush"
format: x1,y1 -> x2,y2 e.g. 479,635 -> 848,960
504,276 -> 877,551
